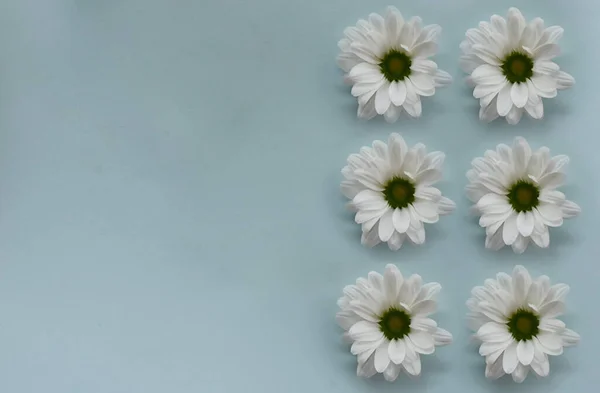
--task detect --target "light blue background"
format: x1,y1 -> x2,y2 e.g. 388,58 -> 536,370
0,0 -> 597,392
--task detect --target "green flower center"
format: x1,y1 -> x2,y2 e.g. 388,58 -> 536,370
501,52 -> 534,83
383,177 -> 416,209
507,309 -> 540,341
507,180 -> 540,212
379,308 -> 411,340
380,50 -> 412,82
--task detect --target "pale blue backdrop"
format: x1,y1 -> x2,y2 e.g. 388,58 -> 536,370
0,0 -> 597,392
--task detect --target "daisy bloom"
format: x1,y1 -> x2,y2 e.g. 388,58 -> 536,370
467,265 -> 580,382
466,137 -> 580,253
341,133 -> 455,250
337,264 -> 452,381
460,7 -> 574,124
337,7 -> 452,122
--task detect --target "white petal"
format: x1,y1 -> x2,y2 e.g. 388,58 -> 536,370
512,265 -> 532,305
561,200 -> 581,218
389,81 -> 407,106
491,15 -> 507,36
538,300 -> 565,318
412,283 -> 441,304
368,13 -> 385,32
414,24 -> 441,46
497,82 -> 513,116
512,363 -> 529,383
388,339 -> 406,365
538,25 -> 564,45
502,213 -> 518,245
534,43 -> 561,60
479,340 -> 511,357
531,75 -> 558,98
412,201 -> 439,224
383,264 -> 401,301
507,7 -> 526,46
561,328 -> 580,347
403,98 -> 422,118
472,64 -> 503,83
408,73 -> 435,96
536,204 -> 563,227
410,317 -> 437,332
355,207 -> 386,225
432,328 -> 452,346
349,62 -> 381,80
556,70 -> 575,90
517,340 -> 535,365
525,99 -> 544,119
410,41 -> 438,58
382,363 -> 401,382
511,235 -> 529,254
410,58 -> 437,74
387,232 -> 406,251
361,227 -> 381,248
485,230 -> 505,251
530,356 -> 550,377
410,299 -> 436,316
392,208 -> 410,234
539,318 -> 565,333
402,356 -> 421,376
516,211 -> 535,237
536,334 -> 563,355
485,358 -> 505,380
433,69 -> 452,87
356,357 -> 378,378
375,83 -> 392,114
502,341 -> 518,374
472,44 -> 501,65
378,209 -> 395,242
408,331 -> 435,354
374,345 -> 391,372
349,301 -> 379,322
480,99 -> 500,122
506,106 -> 524,125
474,82 -> 504,99
415,168 -> 442,186
477,322 -> 508,339
513,136 -> 532,169
384,7 -> 402,41
388,133 -> 407,168
351,337 -> 383,355
538,173 -> 565,191
357,96 -> 378,120
511,82 -> 528,108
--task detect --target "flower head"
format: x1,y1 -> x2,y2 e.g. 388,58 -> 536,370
338,7 -> 452,122
342,133 -> 455,250
466,137 -> 580,253
460,8 -> 574,124
337,264 -> 452,381
467,266 -> 580,382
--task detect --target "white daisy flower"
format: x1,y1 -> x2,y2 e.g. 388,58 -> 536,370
466,137 -> 580,253
337,7 -> 452,122
337,264 -> 452,381
460,7 -> 575,124
467,265 -> 580,383
341,133 -> 455,250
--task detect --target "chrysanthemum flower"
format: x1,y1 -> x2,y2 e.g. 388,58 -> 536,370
467,266 -> 579,382
466,137 -> 580,253
338,7 -> 452,122
341,133 -> 455,250
460,7 -> 574,124
337,264 -> 452,381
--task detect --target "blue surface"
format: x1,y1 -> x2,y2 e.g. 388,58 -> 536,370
0,0 -> 597,392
